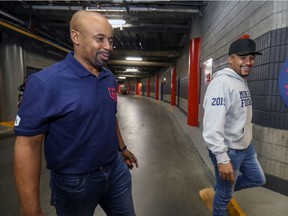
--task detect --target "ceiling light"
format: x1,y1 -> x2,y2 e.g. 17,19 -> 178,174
108,19 -> 126,28
118,76 -> 126,79
125,57 -> 143,61
85,7 -> 126,12
125,68 -> 138,72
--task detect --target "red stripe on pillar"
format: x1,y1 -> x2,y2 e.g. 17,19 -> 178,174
171,67 -> 176,106
156,75 -> 159,100
147,78 -> 150,97
187,38 -> 200,126
117,82 -> 121,93
136,82 -> 141,95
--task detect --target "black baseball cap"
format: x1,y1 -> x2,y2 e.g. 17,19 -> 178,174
228,37 -> 262,56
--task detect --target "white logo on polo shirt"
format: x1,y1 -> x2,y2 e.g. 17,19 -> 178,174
14,115 -> 21,126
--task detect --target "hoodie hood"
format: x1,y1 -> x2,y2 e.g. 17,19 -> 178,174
212,68 -> 246,82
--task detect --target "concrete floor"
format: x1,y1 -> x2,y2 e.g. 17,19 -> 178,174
117,96 -> 212,216
1,95 -> 288,216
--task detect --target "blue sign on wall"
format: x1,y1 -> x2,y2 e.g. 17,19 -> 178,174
279,59 -> 288,106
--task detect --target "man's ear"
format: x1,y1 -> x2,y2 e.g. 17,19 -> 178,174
71,30 -> 80,45
227,55 -> 233,64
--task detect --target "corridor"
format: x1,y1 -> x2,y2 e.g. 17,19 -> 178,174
1,95 -> 288,216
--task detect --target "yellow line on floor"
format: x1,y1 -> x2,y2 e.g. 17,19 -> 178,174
0,122 -> 14,127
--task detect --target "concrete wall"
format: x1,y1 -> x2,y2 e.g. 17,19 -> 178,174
186,0 -> 288,183
0,32 -> 65,122
160,67 -> 171,103
175,44 -> 189,113
150,76 -> 156,94
24,40 -> 63,69
254,125 -> 288,180
128,79 -> 137,95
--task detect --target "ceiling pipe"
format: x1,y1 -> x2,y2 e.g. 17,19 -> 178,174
0,20 -> 69,53
0,9 -> 71,51
31,5 -> 199,13
31,5 -> 82,10
0,9 -> 26,25
112,0 -> 172,2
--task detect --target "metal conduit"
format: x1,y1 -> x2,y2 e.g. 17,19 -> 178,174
0,20 -> 69,53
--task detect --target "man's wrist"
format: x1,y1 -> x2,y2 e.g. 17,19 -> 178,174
220,160 -> 230,164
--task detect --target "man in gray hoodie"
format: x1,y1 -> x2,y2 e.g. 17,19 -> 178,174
200,36 -> 266,216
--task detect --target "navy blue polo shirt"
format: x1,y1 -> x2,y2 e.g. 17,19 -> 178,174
14,52 -> 119,174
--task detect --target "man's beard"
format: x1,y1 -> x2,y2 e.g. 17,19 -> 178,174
96,61 -> 107,68
240,73 -> 249,78
95,51 -> 109,68
239,66 -> 250,78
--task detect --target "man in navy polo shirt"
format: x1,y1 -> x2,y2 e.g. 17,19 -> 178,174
14,10 -> 138,216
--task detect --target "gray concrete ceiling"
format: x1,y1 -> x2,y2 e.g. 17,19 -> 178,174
0,0 -> 208,81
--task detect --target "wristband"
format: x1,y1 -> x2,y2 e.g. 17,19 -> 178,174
118,145 -> 127,152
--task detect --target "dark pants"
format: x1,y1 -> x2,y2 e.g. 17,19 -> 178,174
50,154 -> 136,216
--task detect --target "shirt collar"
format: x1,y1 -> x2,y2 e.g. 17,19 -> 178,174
65,52 -> 112,78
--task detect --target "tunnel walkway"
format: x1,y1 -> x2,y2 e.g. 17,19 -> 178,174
1,95 -> 287,215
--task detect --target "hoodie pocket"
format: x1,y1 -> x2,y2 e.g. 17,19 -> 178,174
229,124 -> 252,147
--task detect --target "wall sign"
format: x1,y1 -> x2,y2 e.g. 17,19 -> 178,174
278,59 -> 288,106
203,58 -> 213,83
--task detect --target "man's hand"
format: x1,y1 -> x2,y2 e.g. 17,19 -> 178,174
218,162 -> 235,183
121,149 -> 138,169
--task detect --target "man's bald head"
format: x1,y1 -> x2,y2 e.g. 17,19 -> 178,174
70,10 -> 112,33
69,10 -> 114,74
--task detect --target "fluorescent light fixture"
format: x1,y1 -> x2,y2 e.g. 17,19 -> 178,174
118,76 -> 126,79
125,57 -> 143,61
108,19 -> 126,29
85,7 -> 126,12
125,68 -> 138,72
128,6 -> 199,13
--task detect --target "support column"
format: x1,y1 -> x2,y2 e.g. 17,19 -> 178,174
171,67 -> 176,106
127,81 -> 130,94
187,38 -> 200,126
0,37 -> 25,121
147,78 -> 150,97
136,82 -> 141,95
117,83 -> 121,93
155,75 -> 159,100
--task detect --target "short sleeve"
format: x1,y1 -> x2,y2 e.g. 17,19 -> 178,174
14,75 -> 58,136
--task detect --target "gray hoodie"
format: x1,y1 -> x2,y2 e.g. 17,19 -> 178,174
203,68 -> 252,164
